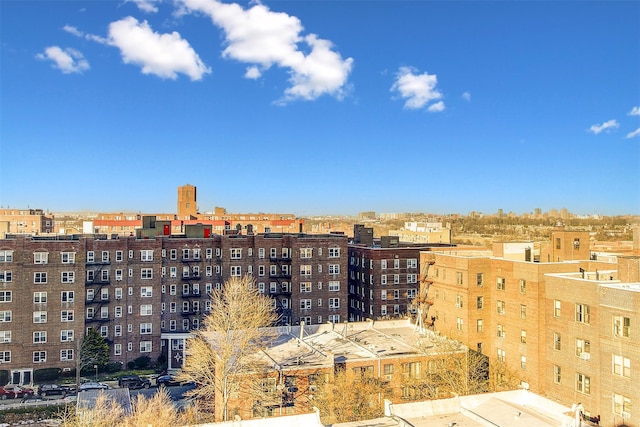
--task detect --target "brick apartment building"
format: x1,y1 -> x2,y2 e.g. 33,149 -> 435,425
0,208 -> 55,237
0,221 -> 348,384
348,225 -> 454,322
420,228 -> 639,426
206,319 -> 467,420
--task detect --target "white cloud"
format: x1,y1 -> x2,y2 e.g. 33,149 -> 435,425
178,0 -> 353,102
391,66 -> 444,111
63,25 -> 83,37
107,17 -> 210,80
626,128 -> 640,139
126,0 -> 161,13
36,46 -> 90,74
428,101 -> 445,112
588,119 -> 619,134
628,106 -> 640,116
245,66 -> 261,79
462,91 -> 471,101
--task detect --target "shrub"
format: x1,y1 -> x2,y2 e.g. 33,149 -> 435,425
133,356 -> 151,370
106,361 -> 123,373
34,368 -> 61,383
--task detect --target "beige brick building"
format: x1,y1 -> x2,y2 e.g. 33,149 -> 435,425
420,229 -> 639,426
0,208 -> 55,237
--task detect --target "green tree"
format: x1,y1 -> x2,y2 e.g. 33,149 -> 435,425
76,328 -> 110,388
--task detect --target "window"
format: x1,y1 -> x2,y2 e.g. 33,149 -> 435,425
575,303 -> 590,324
61,330 -> 74,342
553,332 -> 561,350
519,279 -> 526,294
393,274 -> 400,284
497,324 -> 505,338
456,317 -> 463,331
497,349 -> 505,363
61,252 -> 75,263
116,250 -> 124,261
87,251 -> 95,262
140,323 -> 152,334
613,393 -> 631,417
407,258 -> 417,268
0,251 -> 13,262
60,291 -> 74,303
140,305 -> 153,316
34,252 -> 48,264
575,338 -> 590,359
115,306 -> 122,318
140,250 -> 153,261
0,271 -> 11,283
101,251 -> 109,262
381,290 -> 387,300
381,275 -> 387,285
206,248 -> 213,259
300,282 -> 312,293
182,249 -> 190,260
393,289 -> 400,300
328,314 -> 340,323
329,248 -> 340,258
455,295 -> 463,308
555,238 -> 561,249
329,298 -> 340,309
613,315 -> 630,337
381,260 -> 387,269
300,265 -> 312,276
141,287 -> 153,298
300,248 -> 313,259
61,310 -> 74,322
394,259 -> 400,269
300,299 -> 312,310
496,277 -> 505,290
33,351 -> 46,363
114,344 -> 122,356
553,365 -> 561,383
33,331 -> 47,343
141,268 -> 153,279
520,355 -> 527,370
230,248 -> 242,259
230,266 -> 242,276
0,350 -> 10,363
476,319 -> 484,332
100,306 -> 108,318
476,296 -> 484,309
456,272 -> 463,285
140,341 -> 152,353
575,373 -> 590,394
328,264 -> 340,275
553,300 -> 561,317
520,304 -> 526,319
86,307 -> 94,319
496,300 -> 505,315
115,288 -> 122,300
520,330 -> 527,344
0,331 -> 10,343
0,291 -> 11,302
613,354 -> 631,377
476,273 -> 484,287
33,311 -> 47,323
34,272 -> 47,284
407,288 -> 417,299
402,362 -> 421,380
33,291 -> 47,303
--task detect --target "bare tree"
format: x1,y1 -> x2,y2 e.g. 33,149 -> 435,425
177,275 -> 279,421
312,368 -> 386,424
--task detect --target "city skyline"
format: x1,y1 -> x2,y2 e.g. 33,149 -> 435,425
1,0 -> 639,216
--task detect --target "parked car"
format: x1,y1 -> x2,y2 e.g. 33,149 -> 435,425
38,383 -> 73,397
118,375 -> 151,389
2,385 -> 35,399
79,382 -> 109,391
155,374 -> 181,387
0,386 -> 15,400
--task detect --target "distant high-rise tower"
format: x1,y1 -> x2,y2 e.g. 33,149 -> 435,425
177,184 -> 197,217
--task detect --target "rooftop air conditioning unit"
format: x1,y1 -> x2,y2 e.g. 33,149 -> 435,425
579,352 -> 590,360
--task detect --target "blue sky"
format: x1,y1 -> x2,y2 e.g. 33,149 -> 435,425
1,0 -> 639,217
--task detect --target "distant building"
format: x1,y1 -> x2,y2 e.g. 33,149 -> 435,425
0,208 -> 54,237
388,221 -> 452,244
177,184 -> 197,218
348,225 -> 454,322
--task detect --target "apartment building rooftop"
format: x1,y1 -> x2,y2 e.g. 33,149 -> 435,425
238,319 -> 465,373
